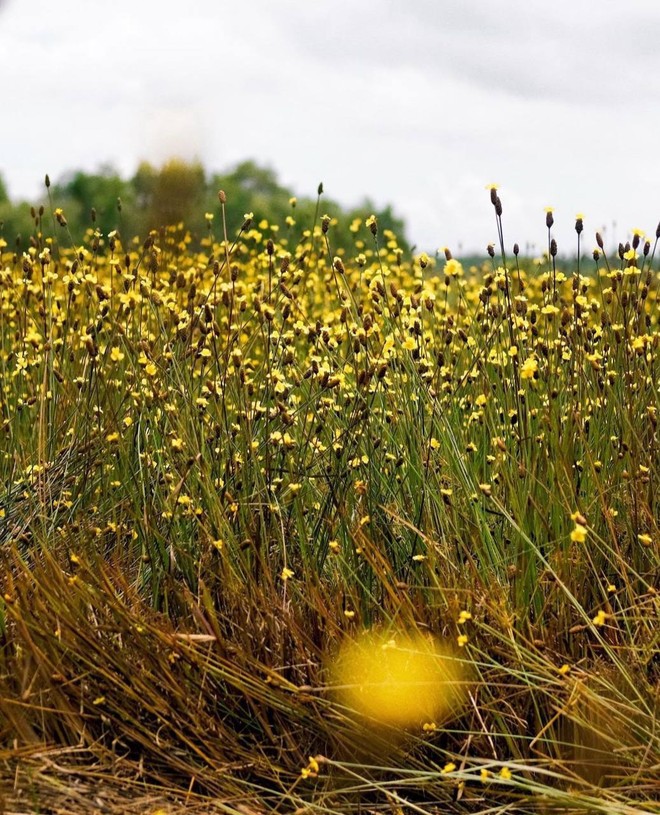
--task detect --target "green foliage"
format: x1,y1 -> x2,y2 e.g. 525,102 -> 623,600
0,159 -> 409,253
54,164 -> 133,236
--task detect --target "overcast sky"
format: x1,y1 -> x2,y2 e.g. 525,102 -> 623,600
1,0 -> 659,253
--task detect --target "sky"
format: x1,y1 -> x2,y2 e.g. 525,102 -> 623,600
1,0 -> 659,254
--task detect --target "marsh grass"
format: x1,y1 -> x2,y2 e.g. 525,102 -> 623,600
0,185 -> 658,813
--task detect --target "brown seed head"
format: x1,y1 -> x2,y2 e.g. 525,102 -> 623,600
218,189 -> 227,204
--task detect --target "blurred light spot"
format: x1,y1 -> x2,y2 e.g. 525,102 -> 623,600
330,629 -> 466,728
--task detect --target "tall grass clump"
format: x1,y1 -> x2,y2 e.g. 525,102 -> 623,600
0,182 -> 658,813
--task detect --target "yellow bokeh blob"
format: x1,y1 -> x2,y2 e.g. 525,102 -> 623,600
330,630 -> 466,728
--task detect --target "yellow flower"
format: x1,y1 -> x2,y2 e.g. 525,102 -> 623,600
592,610 -> 607,627
281,567 -> 295,581
570,524 -> 587,543
365,214 -> 378,235
499,766 -> 512,780
444,258 -> 463,277
520,356 -> 538,380
301,756 -> 320,778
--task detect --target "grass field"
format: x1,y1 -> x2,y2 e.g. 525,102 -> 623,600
0,187 -> 658,813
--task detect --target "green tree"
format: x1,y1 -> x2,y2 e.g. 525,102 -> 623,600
55,164 -> 131,236
133,158 -> 206,233
208,160 -> 293,233
0,173 -> 9,204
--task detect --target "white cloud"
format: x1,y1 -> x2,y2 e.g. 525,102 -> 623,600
1,0 -> 659,252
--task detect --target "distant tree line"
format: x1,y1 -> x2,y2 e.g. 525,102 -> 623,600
0,159 -> 409,252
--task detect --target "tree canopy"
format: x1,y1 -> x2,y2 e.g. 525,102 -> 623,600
0,160 -> 409,253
